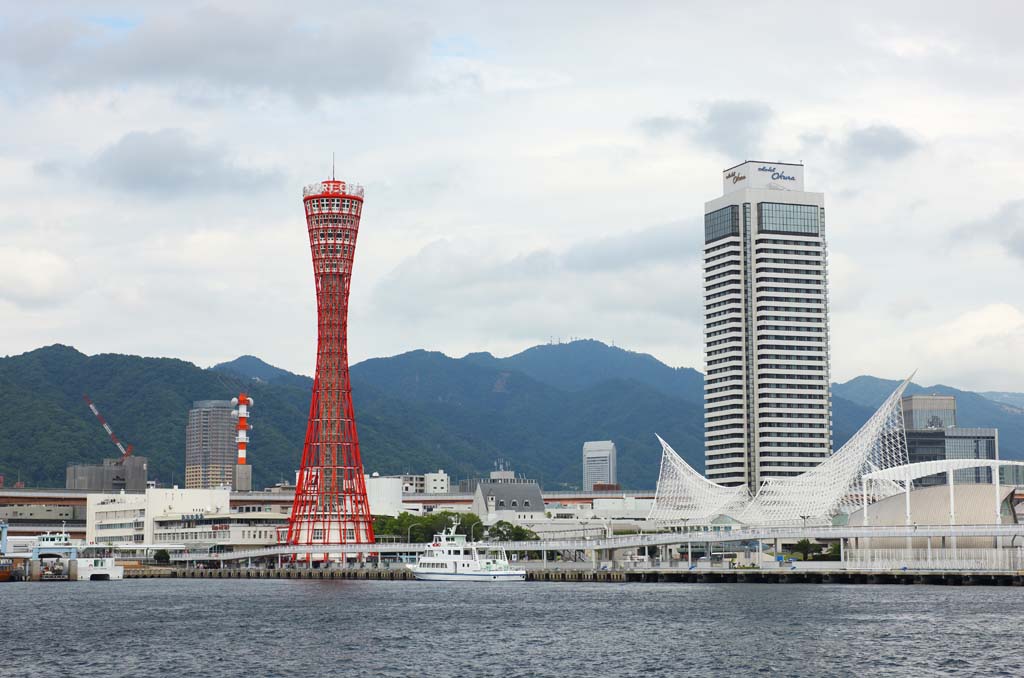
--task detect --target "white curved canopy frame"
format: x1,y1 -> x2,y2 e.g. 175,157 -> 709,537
648,376 -> 914,526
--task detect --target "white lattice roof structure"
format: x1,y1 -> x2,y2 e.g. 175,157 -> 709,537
648,378 -> 913,527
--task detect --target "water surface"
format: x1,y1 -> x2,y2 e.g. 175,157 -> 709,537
2,579 -> 1019,677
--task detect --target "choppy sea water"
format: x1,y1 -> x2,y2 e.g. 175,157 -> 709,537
2,579 -> 1021,677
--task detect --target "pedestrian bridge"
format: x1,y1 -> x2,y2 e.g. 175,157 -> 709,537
171,523 -> 1024,562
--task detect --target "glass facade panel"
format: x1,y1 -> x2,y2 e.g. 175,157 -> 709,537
902,395 -> 957,430
907,427 -> 998,486
758,203 -> 819,235
946,433 -> 997,483
705,205 -> 739,243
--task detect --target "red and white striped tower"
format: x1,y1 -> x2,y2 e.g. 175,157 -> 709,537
231,393 -> 253,465
231,394 -> 254,492
287,177 -> 375,557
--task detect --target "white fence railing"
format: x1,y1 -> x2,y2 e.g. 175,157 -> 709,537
845,548 -> 1024,572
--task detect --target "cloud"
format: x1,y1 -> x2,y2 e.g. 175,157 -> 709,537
636,116 -> 688,138
1,2 -> 1024,389
367,225 -> 704,361
0,7 -> 432,103
84,129 -> 280,197
562,222 -> 699,273
957,199 -> 1024,259
0,247 -> 73,307
842,125 -> 920,163
638,101 -> 774,159
912,303 -> 1024,390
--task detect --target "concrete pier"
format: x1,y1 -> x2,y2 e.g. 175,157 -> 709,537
112,566 -> 1024,586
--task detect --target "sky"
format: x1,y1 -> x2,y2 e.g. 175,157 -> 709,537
1,1 -> 1022,391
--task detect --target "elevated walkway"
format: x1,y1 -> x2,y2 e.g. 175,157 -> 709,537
170,523 -> 1024,563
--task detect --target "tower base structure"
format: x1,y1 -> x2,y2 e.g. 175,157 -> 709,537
233,464 -> 252,492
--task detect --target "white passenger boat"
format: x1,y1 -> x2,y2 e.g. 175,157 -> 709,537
75,556 -> 124,581
35,527 -> 123,581
408,522 -> 526,582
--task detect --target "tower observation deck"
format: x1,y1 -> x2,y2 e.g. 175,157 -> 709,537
287,178 -> 375,555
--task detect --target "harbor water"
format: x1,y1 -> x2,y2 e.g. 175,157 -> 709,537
2,579 -> 1021,677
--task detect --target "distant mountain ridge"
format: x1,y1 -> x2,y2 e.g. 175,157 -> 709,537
1,341 -> 1021,489
833,377 -> 1024,454
212,355 -> 312,390
462,339 -> 705,403
980,391 -> 1024,411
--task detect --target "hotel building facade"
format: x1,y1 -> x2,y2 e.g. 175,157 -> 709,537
703,161 -> 832,490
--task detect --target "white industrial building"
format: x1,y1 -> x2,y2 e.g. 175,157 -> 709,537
423,470 -> 450,494
398,469 -> 451,494
703,161 -> 832,489
364,473 -> 405,517
87,487 -> 287,551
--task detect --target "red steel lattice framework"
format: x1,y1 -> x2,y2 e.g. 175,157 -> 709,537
287,177 -> 375,555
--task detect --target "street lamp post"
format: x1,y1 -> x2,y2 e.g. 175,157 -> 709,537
468,521 -> 485,542
407,523 -> 425,543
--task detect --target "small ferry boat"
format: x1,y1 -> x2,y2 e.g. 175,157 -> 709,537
408,521 -> 526,582
0,560 -> 19,583
75,556 -> 123,581
35,527 -> 123,581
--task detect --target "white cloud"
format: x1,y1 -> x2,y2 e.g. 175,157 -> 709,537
0,247 -> 74,307
914,304 -> 1024,390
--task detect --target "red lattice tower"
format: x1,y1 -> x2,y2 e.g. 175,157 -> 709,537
287,177 -> 375,556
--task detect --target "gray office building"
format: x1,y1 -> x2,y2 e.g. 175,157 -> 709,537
185,400 -> 236,489
66,456 -> 148,492
902,395 -> 998,486
582,441 -> 617,491
902,395 -> 956,431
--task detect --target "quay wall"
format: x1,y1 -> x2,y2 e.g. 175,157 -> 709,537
117,567 -> 1024,586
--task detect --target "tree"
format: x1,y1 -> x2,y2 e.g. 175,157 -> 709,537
485,521 -> 539,542
153,549 -> 170,565
791,539 -> 822,561
372,511 -> 487,542
821,542 -> 842,561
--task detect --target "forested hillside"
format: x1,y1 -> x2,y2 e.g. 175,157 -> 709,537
2,341 -> 1021,489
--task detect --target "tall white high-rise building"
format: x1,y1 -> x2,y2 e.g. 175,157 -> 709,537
582,441 -> 617,490
703,161 -> 832,490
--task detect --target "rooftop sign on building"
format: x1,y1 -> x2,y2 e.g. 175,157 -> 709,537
722,161 -> 805,194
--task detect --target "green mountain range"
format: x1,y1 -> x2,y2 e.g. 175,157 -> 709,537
1,340 -> 1021,489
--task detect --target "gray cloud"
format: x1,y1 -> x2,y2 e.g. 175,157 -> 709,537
959,199 -> 1024,259
636,116 -> 687,138
372,224 -> 703,329
562,221 -> 699,273
85,129 -> 280,197
843,125 -> 920,163
0,7 -> 431,103
638,101 -> 773,159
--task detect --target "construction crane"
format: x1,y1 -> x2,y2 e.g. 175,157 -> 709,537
83,394 -> 134,463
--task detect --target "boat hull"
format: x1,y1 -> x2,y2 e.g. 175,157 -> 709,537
411,570 -> 526,582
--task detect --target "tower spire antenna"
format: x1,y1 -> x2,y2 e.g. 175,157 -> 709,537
332,152 -> 335,180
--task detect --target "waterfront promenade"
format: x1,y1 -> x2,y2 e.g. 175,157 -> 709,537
169,523 -> 1024,562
